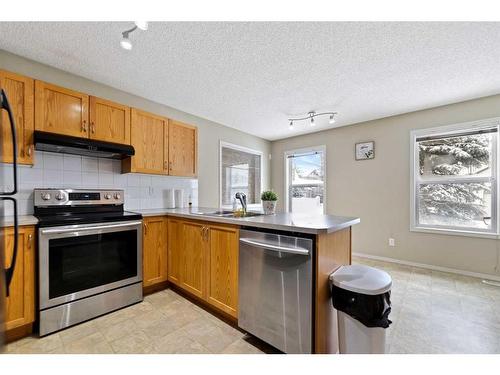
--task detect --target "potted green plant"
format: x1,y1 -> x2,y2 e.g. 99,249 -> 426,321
261,190 -> 278,215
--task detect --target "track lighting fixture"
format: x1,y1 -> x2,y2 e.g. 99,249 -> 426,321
287,111 -> 337,129
120,22 -> 149,50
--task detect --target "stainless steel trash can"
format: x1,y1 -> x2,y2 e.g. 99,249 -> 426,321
330,264 -> 392,354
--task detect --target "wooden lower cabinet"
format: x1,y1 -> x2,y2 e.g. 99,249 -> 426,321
206,224 -> 239,317
166,218 -> 239,318
167,218 -> 182,286
3,225 -> 36,332
142,217 -> 168,288
180,221 -> 206,299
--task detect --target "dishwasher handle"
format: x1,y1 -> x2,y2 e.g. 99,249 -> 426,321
239,237 -> 310,255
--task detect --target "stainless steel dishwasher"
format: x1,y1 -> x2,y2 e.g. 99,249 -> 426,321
238,228 -> 314,354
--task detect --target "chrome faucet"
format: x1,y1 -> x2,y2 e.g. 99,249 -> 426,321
235,192 -> 247,214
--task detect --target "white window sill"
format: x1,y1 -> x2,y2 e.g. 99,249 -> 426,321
410,226 -> 499,240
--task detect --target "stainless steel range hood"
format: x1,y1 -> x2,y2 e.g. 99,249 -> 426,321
34,131 -> 135,159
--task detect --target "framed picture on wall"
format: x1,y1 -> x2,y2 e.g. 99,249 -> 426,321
355,141 -> 375,160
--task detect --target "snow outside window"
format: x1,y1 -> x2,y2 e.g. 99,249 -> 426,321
285,146 -> 326,215
411,120 -> 499,236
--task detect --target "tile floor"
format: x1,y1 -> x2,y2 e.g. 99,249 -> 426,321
5,257 -> 500,354
357,257 -> 500,354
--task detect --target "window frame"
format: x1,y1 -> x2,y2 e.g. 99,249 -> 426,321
410,118 -> 500,238
284,145 -> 327,214
219,140 -> 264,210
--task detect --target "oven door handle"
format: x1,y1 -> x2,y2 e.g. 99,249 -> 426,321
40,220 -> 143,235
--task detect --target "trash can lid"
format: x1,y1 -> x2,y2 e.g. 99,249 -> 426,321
329,264 -> 392,295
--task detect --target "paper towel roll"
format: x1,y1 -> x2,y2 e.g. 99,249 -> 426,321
165,189 -> 175,208
175,189 -> 184,208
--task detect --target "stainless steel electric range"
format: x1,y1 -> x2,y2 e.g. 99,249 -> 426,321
34,188 -> 143,336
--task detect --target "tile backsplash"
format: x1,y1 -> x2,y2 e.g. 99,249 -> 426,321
0,151 -> 198,216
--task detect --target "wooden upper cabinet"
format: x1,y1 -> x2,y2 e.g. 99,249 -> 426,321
142,217 -> 168,288
35,80 -> 89,138
207,224 -> 239,318
0,70 -> 34,165
180,221 -> 206,299
168,120 -> 198,177
123,108 -> 168,175
89,96 -> 130,144
4,225 -> 36,331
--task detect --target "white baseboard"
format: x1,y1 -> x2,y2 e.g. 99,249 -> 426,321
352,252 -> 500,282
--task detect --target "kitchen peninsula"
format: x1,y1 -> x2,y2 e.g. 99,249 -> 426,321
138,207 -> 360,354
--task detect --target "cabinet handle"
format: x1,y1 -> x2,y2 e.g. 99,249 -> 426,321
28,234 -> 33,249
27,145 -> 33,157
91,121 -> 95,134
202,227 -> 209,241
164,161 -> 168,170
144,223 -> 147,235
82,120 -> 87,132
169,161 -> 172,171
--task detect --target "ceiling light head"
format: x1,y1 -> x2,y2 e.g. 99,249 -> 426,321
329,114 -> 336,124
134,21 -> 149,31
120,35 -> 133,50
289,120 -> 294,130
310,117 -> 315,126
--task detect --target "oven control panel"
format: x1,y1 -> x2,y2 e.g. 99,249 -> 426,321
34,189 -> 125,206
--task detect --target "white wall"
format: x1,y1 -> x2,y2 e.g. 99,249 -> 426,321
0,50 -> 271,209
271,94 -> 500,277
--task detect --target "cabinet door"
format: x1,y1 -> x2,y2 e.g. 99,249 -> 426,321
168,120 -> 197,177
167,218 -> 182,286
35,81 -> 89,138
180,221 -> 206,299
0,70 -> 34,165
207,224 -> 239,317
89,96 -> 131,144
4,226 -> 35,331
125,108 -> 168,174
143,217 -> 168,288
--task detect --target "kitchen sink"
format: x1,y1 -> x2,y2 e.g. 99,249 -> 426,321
194,210 -> 264,218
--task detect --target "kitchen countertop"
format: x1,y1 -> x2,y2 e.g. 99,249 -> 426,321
0,208 -> 360,234
0,215 -> 39,228
136,207 -> 360,234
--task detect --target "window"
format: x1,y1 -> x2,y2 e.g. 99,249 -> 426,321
220,141 -> 262,208
285,146 -> 326,214
411,119 -> 499,236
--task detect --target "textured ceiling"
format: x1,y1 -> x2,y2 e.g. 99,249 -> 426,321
1,22 -> 500,140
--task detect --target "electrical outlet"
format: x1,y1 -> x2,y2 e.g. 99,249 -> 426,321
389,238 -> 395,247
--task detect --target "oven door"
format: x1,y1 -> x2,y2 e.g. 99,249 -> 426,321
39,220 -> 142,310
